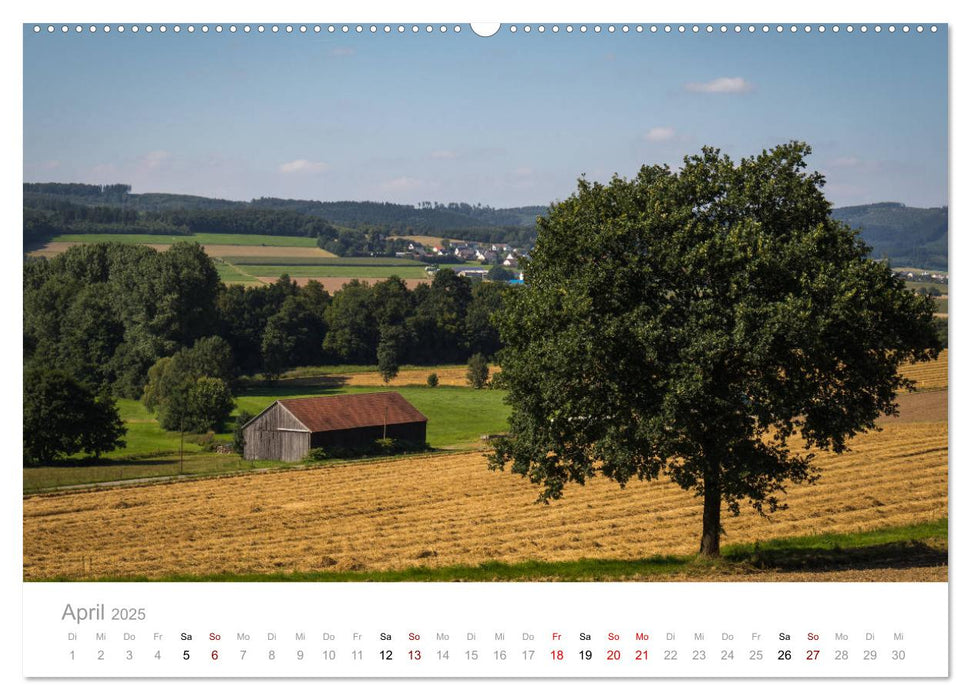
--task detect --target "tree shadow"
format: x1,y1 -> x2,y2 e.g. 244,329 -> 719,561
237,384 -> 346,399
25,454 -> 180,469
259,375 -> 350,388
725,540 -> 947,573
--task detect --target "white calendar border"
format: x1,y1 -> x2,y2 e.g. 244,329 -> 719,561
4,0 -> 963,697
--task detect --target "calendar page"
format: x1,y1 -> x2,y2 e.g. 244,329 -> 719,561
15,0 -> 956,691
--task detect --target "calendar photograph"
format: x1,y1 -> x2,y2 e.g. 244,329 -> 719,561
22,22 -> 947,587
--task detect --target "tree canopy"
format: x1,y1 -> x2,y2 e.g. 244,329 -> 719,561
23,368 -> 126,463
488,142 -> 940,556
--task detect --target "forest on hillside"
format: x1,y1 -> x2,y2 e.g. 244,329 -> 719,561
23,183 -> 543,249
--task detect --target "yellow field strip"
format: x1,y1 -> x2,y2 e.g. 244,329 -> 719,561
23,421 -> 946,580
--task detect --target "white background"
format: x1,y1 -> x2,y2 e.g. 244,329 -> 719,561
2,0 -> 963,698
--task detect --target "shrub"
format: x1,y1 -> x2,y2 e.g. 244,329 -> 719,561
232,410 -> 254,455
305,447 -> 329,463
192,431 -> 217,450
374,437 -> 397,455
427,372 -> 439,387
466,353 -> 490,389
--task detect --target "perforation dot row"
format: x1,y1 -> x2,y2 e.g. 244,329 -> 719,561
32,24 -> 939,35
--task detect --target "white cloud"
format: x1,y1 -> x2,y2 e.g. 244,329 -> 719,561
140,150 -> 171,169
278,159 -> 329,175
431,150 -> 459,160
512,167 -> 533,177
684,77 -> 753,94
381,176 -> 425,193
830,156 -> 862,168
330,47 -> 355,57
645,127 -> 676,142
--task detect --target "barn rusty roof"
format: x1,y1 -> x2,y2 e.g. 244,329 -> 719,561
278,392 -> 427,433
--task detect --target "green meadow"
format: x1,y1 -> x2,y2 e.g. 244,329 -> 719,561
233,264 -> 428,279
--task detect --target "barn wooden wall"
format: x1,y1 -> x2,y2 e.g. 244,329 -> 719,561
242,404 -> 311,462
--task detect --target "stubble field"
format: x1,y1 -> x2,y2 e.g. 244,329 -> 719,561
24,411 -> 946,581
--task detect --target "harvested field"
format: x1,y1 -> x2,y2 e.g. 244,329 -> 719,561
395,235 -> 449,248
256,276 -> 428,292
899,349 -> 948,391
302,365 -> 500,388
23,421 -> 946,581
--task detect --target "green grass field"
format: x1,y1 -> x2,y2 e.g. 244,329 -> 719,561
67,519 -> 947,582
235,265 -> 428,279
213,262 -> 263,284
905,280 -> 949,295
222,256 -> 424,267
51,232 -> 319,247
234,385 -> 509,447
23,382 -> 510,492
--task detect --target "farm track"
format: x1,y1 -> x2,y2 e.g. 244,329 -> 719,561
23,420 -> 947,581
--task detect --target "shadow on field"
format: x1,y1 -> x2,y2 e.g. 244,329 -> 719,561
282,376 -> 348,388
726,540 -> 948,573
25,455 -> 176,469
240,382 -> 346,395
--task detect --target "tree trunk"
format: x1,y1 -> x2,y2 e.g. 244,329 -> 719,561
699,468 -> 721,557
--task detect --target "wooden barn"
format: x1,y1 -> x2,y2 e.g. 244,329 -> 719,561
241,392 -> 428,462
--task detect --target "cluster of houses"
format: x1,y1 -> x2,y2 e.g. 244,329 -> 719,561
398,240 -> 526,267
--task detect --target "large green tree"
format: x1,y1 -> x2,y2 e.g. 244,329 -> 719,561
489,143 -> 940,557
142,337 -> 237,432
23,368 -> 126,464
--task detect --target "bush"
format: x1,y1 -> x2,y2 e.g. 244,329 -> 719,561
466,353 -> 490,389
192,431 -> 217,450
304,447 -> 329,463
427,372 -> 439,387
374,437 -> 397,455
232,410 -> 254,455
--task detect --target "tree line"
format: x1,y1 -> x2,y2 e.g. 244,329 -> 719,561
24,199 -> 339,240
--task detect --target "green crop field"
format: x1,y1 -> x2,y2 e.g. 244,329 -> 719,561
905,280 -> 949,295
23,381 -> 511,492
51,232 -> 320,247
236,265 -> 428,279
222,256 -> 424,266
213,262 -> 263,284
228,258 -> 425,269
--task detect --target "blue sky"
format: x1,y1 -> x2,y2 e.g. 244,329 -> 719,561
23,24 -> 948,208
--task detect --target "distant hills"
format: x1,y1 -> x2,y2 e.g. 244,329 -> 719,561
832,202 -> 948,271
24,184 -> 947,269
22,183 -> 544,242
